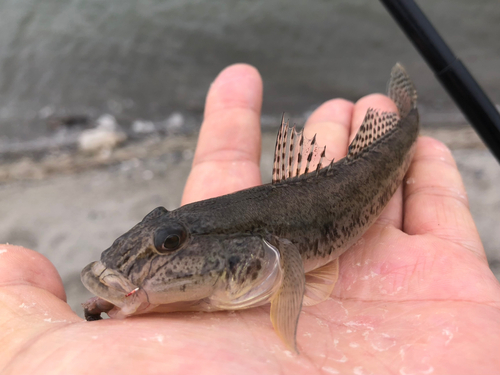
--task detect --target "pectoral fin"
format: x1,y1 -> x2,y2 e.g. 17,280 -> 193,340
303,258 -> 339,306
270,238 -> 305,353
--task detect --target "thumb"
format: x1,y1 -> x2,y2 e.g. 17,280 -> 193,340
0,244 -> 66,301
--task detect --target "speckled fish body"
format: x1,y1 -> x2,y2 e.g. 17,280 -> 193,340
81,64 -> 419,350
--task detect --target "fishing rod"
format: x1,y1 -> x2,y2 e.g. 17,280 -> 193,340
380,0 -> 500,164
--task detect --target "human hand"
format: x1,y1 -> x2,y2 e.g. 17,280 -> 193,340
1,64 -> 499,375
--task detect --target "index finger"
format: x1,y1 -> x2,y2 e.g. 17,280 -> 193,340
181,64 -> 263,205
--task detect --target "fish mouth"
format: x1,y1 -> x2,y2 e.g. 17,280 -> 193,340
81,261 -> 151,319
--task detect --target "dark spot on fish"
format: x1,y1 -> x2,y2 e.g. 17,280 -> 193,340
252,272 -> 259,281
228,256 -> 240,274
255,260 -> 262,271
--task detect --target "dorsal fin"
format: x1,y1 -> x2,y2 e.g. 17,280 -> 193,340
347,63 -> 417,161
273,64 -> 417,173
347,109 -> 400,161
272,116 -> 328,184
272,114 -> 290,183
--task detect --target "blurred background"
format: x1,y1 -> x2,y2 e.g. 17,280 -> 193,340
0,0 -> 499,316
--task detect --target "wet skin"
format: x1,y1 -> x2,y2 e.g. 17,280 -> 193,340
0,64 -> 499,374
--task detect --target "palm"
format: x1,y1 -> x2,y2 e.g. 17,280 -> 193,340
1,65 -> 499,375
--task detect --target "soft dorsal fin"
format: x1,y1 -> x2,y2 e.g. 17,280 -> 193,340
272,116 -> 327,184
347,109 -> 400,161
347,63 -> 418,161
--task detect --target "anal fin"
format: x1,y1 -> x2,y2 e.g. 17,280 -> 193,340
303,258 -> 339,306
270,238 -> 305,353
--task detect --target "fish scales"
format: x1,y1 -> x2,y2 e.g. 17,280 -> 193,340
172,108 -> 417,261
81,64 -> 419,352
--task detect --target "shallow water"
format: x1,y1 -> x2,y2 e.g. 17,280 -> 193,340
0,0 -> 499,142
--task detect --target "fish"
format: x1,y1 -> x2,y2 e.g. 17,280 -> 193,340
81,63 -> 419,352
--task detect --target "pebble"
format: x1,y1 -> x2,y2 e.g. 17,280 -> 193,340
78,114 -> 126,152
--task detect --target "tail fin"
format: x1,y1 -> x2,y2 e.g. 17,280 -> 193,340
387,63 -> 417,118
347,64 -> 418,161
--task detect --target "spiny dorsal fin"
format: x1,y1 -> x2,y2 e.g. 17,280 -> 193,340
303,134 -> 317,175
272,114 -> 286,184
347,63 -> 417,161
315,146 -> 327,176
272,117 -> 329,184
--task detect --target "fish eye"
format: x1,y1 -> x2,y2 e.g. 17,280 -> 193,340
154,227 -> 186,254
163,234 -> 180,249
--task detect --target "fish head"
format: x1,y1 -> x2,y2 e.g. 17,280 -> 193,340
81,206 -> 283,318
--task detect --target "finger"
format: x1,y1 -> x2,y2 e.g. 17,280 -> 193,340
378,184 -> 404,229
350,94 -> 398,142
182,64 -> 263,205
352,94 -> 403,230
403,136 -> 485,259
0,244 -> 66,301
303,99 -> 354,161
0,245 -> 80,365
